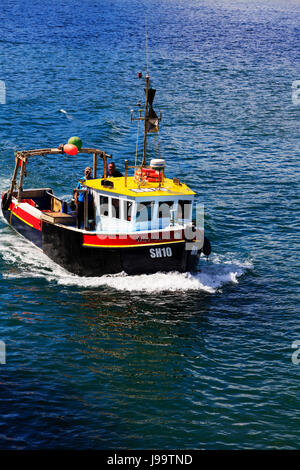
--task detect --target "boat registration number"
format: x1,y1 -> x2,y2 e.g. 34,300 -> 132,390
149,247 -> 172,258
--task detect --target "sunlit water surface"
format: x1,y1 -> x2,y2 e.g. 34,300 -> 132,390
0,0 -> 299,449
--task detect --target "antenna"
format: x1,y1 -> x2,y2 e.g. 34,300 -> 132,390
145,16 -> 149,76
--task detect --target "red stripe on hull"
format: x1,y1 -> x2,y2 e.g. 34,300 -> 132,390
10,202 -> 42,231
83,230 -> 186,247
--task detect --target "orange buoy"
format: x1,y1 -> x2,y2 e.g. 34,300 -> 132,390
63,143 -> 78,156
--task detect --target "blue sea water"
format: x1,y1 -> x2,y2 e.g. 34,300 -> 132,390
0,0 -> 299,450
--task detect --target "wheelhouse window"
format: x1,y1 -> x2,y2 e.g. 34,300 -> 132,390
100,195 -> 109,216
158,201 -> 174,219
111,197 -> 120,219
136,201 -> 154,222
178,200 -> 192,219
124,200 -> 133,221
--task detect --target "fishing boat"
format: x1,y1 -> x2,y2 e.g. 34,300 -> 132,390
1,72 -> 211,276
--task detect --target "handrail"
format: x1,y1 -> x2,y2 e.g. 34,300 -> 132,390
11,147 -> 112,201
15,147 -> 112,159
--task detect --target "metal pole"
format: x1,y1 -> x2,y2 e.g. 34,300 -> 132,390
17,158 -> 27,202
103,152 -> 107,178
142,74 -> 150,167
125,160 -> 128,187
9,156 -> 20,195
84,190 -> 88,230
93,152 -> 97,179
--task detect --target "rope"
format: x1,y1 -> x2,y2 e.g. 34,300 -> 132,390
10,201 -> 20,224
154,135 -> 162,160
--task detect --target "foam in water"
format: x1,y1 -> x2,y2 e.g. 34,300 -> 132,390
0,217 -> 252,293
0,178 -> 12,193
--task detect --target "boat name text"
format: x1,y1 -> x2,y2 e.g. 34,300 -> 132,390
149,247 -> 172,258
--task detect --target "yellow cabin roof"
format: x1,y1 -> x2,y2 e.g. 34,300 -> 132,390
85,176 -> 195,198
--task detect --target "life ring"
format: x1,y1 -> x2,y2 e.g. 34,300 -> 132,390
2,191 -> 12,211
147,176 -> 160,182
134,168 -> 160,183
145,168 -> 159,182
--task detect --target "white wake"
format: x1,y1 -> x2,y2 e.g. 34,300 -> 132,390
0,219 -> 252,293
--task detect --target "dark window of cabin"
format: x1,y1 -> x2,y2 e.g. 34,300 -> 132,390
124,201 -> 133,221
136,201 -> 154,222
100,195 -> 109,216
158,201 -> 174,218
178,200 -> 192,219
111,197 -> 120,219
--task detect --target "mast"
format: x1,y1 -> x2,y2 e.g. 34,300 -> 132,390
143,17 -> 150,167
131,72 -> 160,168
131,20 -> 161,168
142,74 -> 150,167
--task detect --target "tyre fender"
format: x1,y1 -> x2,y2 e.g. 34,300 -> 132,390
2,191 -> 12,211
202,236 -> 211,257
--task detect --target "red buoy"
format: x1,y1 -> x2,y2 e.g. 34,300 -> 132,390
63,143 -> 78,156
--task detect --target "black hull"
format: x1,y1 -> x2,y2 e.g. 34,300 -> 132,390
3,208 -> 43,249
2,208 -> 200,276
